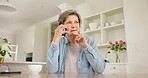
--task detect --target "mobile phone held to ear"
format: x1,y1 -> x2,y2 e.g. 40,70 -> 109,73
58,19 -> 67,37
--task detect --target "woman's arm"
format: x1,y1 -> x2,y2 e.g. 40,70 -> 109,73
47,23 -> 67,73
83,37 -> 106,74
46,41 -> 59,73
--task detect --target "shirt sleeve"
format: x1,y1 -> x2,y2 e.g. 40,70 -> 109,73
83,38 -> 106,74
46,41 -> 59,73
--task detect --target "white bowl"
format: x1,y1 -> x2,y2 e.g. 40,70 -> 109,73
27,65 -> 42,74
110,21 -> 117,25
89,23 -> 98,30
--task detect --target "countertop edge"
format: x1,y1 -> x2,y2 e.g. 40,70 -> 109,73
106,63 -> 128,65
3,61 -> 46,65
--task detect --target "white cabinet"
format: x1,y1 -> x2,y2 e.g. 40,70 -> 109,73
101,6 -> 125,44
16,26 -> 48,62
104,63 -> 126,73
9,44 -> 18,61
82,6 -> 125,46
2,44 -> 18,61
82,13 -> 101,45
82,6 -> 126,63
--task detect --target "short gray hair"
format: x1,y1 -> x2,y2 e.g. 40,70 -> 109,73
58,9 -> 81,25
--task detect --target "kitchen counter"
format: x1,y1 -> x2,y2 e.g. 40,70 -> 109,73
0,73 -> 148,78
1,62 -> 128,74
3,61 -> 46,65
1,61 -> 47,74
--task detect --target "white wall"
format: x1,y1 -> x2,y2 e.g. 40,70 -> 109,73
124,0 -> 148,73
0,31 -> 16,44
33,26 -> 48,62
15,25 -> 48,62
85,0 -> 123,14
15,26 -> 35,61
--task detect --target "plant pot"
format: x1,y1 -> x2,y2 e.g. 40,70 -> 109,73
0,57 -> 4,64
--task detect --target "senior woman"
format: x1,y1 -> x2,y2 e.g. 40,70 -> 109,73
47,10 -> 105,74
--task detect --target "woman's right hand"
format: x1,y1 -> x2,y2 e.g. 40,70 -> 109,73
53,25 -> 67,43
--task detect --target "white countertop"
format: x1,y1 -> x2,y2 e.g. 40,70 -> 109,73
106,62 -> 128,65
3,61 -> 46,65
0,73 -> 148,78
3,61 -> 127,65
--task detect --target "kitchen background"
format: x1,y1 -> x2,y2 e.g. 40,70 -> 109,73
0,0 -> 148,73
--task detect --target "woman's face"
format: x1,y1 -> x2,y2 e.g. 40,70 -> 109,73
64,15 -> 80,36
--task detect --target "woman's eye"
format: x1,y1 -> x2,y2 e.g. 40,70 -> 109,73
66,21 -> 79,24
66,22 -> 71,24
75,21 -> 79,23
75,21 -> 79,24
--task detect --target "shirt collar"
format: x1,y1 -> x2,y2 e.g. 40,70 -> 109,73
63,36 -> 69,45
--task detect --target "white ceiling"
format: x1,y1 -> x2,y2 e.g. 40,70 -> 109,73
0,0 -> 86,34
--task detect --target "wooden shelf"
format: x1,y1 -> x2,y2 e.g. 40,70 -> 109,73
83,28 -> 101,34
103,23 -> 125,30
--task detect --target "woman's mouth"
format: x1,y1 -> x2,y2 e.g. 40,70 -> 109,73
71,28 -> 77,32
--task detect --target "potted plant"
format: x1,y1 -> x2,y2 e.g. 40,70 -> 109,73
108,40 -> 126,63
0,36 -> 12,64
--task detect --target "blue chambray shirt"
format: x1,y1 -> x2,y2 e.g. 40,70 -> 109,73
46,35 -> 105,74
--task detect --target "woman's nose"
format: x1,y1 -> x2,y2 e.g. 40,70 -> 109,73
71,23 -> 76,28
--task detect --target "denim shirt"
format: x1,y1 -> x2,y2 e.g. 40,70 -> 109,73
46,35 -> 106,74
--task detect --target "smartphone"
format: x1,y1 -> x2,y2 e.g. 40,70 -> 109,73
58,19 -> 67,37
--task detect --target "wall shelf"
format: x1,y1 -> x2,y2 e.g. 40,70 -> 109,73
81,6 -> 127,63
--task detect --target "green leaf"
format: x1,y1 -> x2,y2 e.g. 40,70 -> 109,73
111,46 -> 114,50
7,52 -> 12,57
0,45 -> 1,50
7,46 -> 12,50
3,38 -> 8,43
0,50 -> 6,56
107,46 -> 111,48
123,48 -> 126,50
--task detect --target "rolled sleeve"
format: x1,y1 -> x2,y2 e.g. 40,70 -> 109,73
83,45 -> 106,73
83,45 -> 99,59
47,41 -> 60,73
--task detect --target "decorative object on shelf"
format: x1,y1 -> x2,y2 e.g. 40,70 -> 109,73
110,21 -> 117,26
0,36 -> 12,64
89,23 -> 98,30
105,22 -> 110,27
86,28 -> 90,31
108,40 -> 126,63
121,19 -> 124,24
